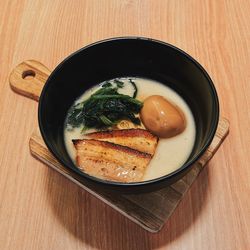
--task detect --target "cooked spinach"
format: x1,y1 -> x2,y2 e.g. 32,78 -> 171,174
66,79 -> 143,130
101,81 -> 112,88
114,79 -> 124,88
129,79 -> 138,98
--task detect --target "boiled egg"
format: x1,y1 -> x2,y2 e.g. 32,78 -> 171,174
140,95 -> 186,138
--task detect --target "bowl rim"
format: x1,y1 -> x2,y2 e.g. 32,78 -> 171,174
38,36 -> 220,188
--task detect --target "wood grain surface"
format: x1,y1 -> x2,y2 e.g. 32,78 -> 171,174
9,60 -> 50,101
0,0 -> 249,249
9,59 -> 229,233
28,118 -> 228,233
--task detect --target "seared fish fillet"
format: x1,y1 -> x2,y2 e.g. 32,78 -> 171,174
73,139 -> 152,182
85,129 -> 158,155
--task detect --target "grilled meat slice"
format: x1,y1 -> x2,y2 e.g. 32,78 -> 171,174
85,129 -> 158,155
73,139 -> 152,182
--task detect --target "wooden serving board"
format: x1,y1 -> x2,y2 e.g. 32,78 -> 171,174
10,60 -> 229,233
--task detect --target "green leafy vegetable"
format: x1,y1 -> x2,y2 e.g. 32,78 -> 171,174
129,79 -> 138,98
66,79 -> 143,131
101,82 -> 112,88
114,79 -> 124,88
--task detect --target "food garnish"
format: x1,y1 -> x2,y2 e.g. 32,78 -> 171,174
66,79 -> 142,131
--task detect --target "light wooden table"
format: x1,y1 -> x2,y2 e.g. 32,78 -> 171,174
0,1 -> 249,249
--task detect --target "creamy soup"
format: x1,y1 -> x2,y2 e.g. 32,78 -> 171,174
64,78 -> 196,181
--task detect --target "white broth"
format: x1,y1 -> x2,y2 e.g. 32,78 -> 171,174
64,78 -> 196,181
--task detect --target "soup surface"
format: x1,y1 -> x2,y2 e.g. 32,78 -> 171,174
64,78 -> 196,181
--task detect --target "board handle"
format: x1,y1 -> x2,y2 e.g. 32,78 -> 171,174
9,60 -> 51,101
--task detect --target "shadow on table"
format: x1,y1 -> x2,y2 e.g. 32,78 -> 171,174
44,164 -> 211,250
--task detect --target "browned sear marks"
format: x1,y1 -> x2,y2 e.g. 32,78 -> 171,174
73,129 -> 159,182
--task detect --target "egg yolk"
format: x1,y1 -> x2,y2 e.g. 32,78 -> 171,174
140,95 -> 186,138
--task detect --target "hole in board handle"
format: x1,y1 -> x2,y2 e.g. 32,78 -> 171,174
22,70 -> 36,80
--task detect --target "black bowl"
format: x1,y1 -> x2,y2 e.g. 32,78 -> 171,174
38,37 -> 219,193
